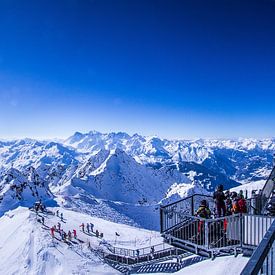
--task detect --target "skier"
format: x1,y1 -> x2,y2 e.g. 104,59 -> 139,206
231,192 -> 240,214
86,223 -> 90,233
90,223 -> 94,232
225,197 -> 233,216
136,249 -> 140,258
50,227 -> 55,238
56,210 -> 59,217
73,229 -> 77,239
95,229 -> 99,237
57,222 -> 61,231
238,190 -> 244,199
150,246 -> 155,259
80,223 -> 85,232
100,232 -> 104,238
68,230 -> 72,241
195,200 -> 211,218
238,196 -> 247,213
213,185 -> 226,217
60,213 -> 63,221
41,216 -> 45,225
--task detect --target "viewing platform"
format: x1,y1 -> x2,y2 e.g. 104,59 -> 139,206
160,166 -> 275,259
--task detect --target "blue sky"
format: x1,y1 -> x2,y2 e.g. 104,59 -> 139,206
0,0 -> 274,139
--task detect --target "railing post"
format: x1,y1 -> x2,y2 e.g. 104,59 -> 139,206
240,214 -> 243,247
205,220 -> 209,249
191,195 -> 194,216
160,207 -> 163,232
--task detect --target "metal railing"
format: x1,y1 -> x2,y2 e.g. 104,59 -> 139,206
242,214 -> 274,247
166,214 -> 242,251
106,242 -> 173,258
102,242 -> 189,266
241,220 -> 275,275
260,166 -> 275,215
160,194 -> 214,233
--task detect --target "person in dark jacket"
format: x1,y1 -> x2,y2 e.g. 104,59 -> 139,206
213,185 -> 226,217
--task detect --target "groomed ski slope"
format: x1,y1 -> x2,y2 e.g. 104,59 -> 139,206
0,207 -> 162,275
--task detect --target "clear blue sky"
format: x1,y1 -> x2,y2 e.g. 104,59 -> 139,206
0,0 -> 274,139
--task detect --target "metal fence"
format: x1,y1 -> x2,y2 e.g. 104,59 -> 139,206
106,242 -> 174,257
103,242 -> 189,266
167,214 -> 242,251
242,214 -> 274,247
160,194 -> 214,232
241,220 -> 275,275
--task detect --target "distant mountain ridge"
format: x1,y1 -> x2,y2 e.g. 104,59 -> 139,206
64,131 -> 274,185
0,131 -> 274,228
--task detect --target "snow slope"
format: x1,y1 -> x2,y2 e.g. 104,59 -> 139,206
67,148 -> 190,204
0,206 -> 162,275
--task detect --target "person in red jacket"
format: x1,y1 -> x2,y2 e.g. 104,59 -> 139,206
50,227 -> 55,238
73,229 -> 77,239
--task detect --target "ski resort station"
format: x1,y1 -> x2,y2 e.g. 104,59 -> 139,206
101,163 -> 275,274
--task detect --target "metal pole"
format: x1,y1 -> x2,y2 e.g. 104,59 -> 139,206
191,195 -> 194,216
205,220 -> 209,249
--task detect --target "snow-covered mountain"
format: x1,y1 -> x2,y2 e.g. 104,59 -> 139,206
68,148 -> 190,204
0,131 -> 274,228
0,131 -> 273,274
65,131 -> 274,186
0,167 -> 55,216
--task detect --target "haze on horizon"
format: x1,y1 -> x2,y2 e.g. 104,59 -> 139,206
0,0 -> 274,140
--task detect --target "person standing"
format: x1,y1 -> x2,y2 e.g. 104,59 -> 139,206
213,184 -> 226,217
90,223 -> 94,232
50,227 -> 55,238
68,230 -> 72,241
80,223 -> 85,232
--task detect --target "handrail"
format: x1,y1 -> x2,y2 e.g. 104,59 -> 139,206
241,220 -> 275,275
160,194 -> 213,209
104,242 -> 174,257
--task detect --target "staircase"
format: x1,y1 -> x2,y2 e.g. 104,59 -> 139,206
261,166 -> 275,215
101,242 -> 195,274
131,262 -> 179,274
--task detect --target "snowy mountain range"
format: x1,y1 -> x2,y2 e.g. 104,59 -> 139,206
0,131 -> 274,229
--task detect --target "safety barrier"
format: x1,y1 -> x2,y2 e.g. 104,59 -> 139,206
242,214 -> 274,247
241,220 -> 275,275
106,242 -> 174,258
166,214 -> 242,252
160,194 -> 214,233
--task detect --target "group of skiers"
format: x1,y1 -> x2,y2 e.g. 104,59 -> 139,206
79,222 -> 104,238
33,200 -> 46,213
50,223 -> 77,241
56,210 -> 64,221
196,184 -> 247,218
